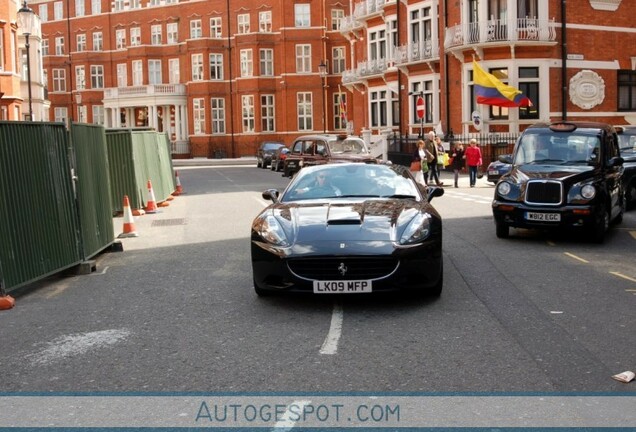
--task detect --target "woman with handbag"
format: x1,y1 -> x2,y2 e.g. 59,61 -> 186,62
411,140 -> 429,185
426,133 -> 442,186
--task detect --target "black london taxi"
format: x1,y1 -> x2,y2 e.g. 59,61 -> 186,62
615,126 -> 636,209
283,134 -> 378,178
492,121 -> 625,243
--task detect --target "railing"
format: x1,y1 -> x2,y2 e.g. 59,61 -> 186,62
445,17 -> 556,50
394,39 -> 439,65
342,57 -> 391,83
103,84 -> 186,99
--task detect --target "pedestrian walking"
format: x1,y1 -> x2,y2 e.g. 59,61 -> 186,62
464,138 -> 482,188
412,139 -> 430,185
426,132 -> 442,186
450,141 -> 465,188
435,136 -> 446,186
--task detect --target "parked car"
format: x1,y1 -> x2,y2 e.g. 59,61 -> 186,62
256,141 -> 285,169
270,147 -> 290,172
492,121 -> 625,243
486,154 -> 512,183
251,163 -> 444,297
283,134 -> 377,178
616,126 -> 636,209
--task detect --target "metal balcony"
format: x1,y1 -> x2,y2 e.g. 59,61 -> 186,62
103,84 -> 186,101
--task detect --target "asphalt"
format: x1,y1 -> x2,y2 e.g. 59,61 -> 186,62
172,157 -> 257,167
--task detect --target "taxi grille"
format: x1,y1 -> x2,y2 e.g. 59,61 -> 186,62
288,257 -> 399,281
525,180 -> 562,205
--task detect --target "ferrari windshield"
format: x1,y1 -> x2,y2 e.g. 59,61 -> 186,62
513,131 -> 601,165
283,164 -> 420,202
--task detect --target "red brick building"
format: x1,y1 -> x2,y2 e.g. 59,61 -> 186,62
31,0 -> 636,157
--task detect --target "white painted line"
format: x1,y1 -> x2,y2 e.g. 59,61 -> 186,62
564,252 -> 589,263
271,400 -> 312,431
320,303 -> 343,355
550,311 -> 563,314
90,266 -> 109,275
611,272 -> 636,283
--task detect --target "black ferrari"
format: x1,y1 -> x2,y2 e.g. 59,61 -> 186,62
251,163 -> 444,297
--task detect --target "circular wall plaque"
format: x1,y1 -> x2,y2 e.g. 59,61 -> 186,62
569,70 -> 605,110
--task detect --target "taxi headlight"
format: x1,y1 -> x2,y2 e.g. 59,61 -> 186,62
581,184 -> 596,199
497,181 -> 512,197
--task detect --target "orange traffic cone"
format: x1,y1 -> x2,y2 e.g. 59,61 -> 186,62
118,195 -> 140,238
145,180 -> 159,213
0,286 -> 15,310
174,171 -> 184,195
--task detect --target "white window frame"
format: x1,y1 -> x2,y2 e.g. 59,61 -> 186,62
209,53 -> 223,80
92,105 -> 105,125
295,44 -> 311,73
168,58 -> 180,84
210,17 -> 222,38
151,25 -> 162,45
116,29 -> 126,49
193,98 -> 205,135
53,68 -> 66,92
238,14 -> 250,34
76,34 -> 86,52
75,0 -> 85,17
191,54 -> 204,81
75,66 -> 86,89
190,19 -> 202,39
91,0 -> 101,14
261,94 -> 275,132
117,63 -> 127,87
295,4 -> 310,27
54,107 -> 68,123
331,9 -> 344,30
148,59 -> 162,85
54,1 -> 63,20
259,49 -> 273,77
259,11 -> 272,32
334,92 -> 347,130
39,4 -> 48,22
130,27 -> 141,47
42,39 -> 49,56
55,37 -> 64,55
241,95 -> 255,133
114,0 -> 124,11
93,32 -> 103,51
167,23 -> 178,44
211,98 -> 225,134
332,47 -> 345,74
240,49 -> 253,78
90,64 -> 104,89
297,92 -> 312,131
132,60 -> 143,85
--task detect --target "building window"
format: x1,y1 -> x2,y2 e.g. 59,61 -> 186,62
92,105 -> 104,125
387,18 -> 397,61
260,49 -> 273,76
151,25 -> 162,45
54,1 -> 63,20
240,49 -> 253,77
410,81 -> 433,124
210,17 -> 222,38
190,19 -> 202,39
211,98 -> 225,134
76,34 -> 86,52
193,98 -> 205,134
259,11 -> 272,32
618,70 -> 636,111
409,6 -> 432,47
295,44 -> 311,73
55,37 -> 65,55
113,0 -> 124,11
116,29 -> 126,49
167,23 -> 178,44
75,0 -> 85,16
169,58 -> 180,84
209,54 -> 223,80
369,29 -> 386,61
0,32 -> 3,70
370,90 -> 389,128
519,67 -> 539,119
191,54 -> 204,81
261,94 -> 275,132
148,60 -> 162,84
132,60 -> 143,85
93,32 -> 103,51
331,9 -> 344,30
117,63 -> 127,87
238,14 -> 250,34
334,92 -> 346,130
332,47 -> 345,74
297,92 -> 312,130
39,4 -> 48,22
518,0 -> 538,18
295,4 -> 310,27
91,0 -> 101,14
129,0 -> 140,8
488,67 -> 510,120
242,95 -> 255,132
54,107 -> 68,123
53,69 -> 66,92
42,39 -> 49,56
75,66 -> 86,90
90,65 -> 104,89
130,27 -> 141,46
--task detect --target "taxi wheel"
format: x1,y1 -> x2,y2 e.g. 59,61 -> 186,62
591,210 -> 609,244
495,221 -> 509,239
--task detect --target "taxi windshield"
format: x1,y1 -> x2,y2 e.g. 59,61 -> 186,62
514,132 -> 601,165
328,138 -> 369,155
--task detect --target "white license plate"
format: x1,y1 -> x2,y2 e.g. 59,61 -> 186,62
526,212 -> 561,222
489,170 -> 499,175
313,280 -> 372,294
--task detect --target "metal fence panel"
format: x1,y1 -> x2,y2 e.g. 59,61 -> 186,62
0,122 -> 82,292
106,131 -> 143,213
71,123 -> 115,259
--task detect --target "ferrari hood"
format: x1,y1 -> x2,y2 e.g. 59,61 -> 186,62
271,200 -> 424,243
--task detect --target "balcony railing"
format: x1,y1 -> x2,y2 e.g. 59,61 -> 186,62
103,84 -> 186,100
342,57 -> 392,84
394,39 -> 439,65
445,17 -> 556,50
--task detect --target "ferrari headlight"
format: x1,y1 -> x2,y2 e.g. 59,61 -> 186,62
399,213 -> 431,245
255,214 -> 289,246
497,181 -> 512,197
581,184 -> 596,199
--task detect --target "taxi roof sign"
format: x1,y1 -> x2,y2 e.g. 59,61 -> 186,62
549,122 -> 577,132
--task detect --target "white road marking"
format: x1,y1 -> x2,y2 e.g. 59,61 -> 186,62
271,400 -> 312,431
27,329 -> 131,366
564,252 -> 589,263
320,303 -> 343,355
90,266 -> 109,275
610,272 -> 636,283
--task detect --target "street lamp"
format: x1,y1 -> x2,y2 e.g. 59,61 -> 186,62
318,60 -> 328,133
17,0 -> 35,121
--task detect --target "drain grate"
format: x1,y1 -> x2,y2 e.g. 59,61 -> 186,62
151,218 -> 187,227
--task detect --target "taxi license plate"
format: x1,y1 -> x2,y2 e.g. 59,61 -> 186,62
526,212 -> 561,222
489,170 -> 499,175
313,280 -> 372,294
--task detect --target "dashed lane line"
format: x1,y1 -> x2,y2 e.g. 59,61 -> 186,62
320,303 -> 343,355
563,252 -> 589,264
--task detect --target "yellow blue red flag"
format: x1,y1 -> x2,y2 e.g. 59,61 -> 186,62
473,60 -> 532,107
